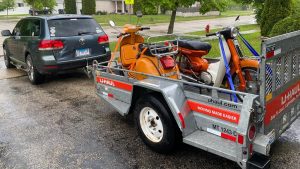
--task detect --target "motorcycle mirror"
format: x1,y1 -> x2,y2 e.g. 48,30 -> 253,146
109,20 -> 116,27
235,15 -> 240,21
136,11 -> 143,18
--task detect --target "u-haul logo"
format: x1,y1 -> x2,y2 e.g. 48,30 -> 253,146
96,76 -> 133,92
265,81 -> 300,125
98,78 -> 115,87
281,84 -> 300,105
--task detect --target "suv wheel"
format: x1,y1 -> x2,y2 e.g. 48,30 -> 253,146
26,55 -> 44,85
3,47 -> 15,68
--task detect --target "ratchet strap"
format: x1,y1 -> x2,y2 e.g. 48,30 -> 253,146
238,33 -> 260,59
219,35 -> 238,103
238,33 -> 273,75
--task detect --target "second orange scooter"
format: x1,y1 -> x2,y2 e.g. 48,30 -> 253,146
175,26 -> 259,94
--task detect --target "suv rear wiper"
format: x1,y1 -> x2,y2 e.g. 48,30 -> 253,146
78,31 -> 94,35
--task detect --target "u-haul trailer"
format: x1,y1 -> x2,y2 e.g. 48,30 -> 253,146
92,31 -> 300,169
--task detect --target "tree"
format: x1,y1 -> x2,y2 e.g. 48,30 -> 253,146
24,0 -> 56,10
65,0 -> 77,14
134,0 -> 159,15
162,0 -> 229,34
82,0 -> 96,15
0,0 -> 15,16
160,0 -> 197,34
199,0 -> 230,14
132,0 -> 234,34
260,0 -> 292,36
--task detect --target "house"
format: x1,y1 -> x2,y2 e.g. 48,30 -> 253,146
96,0 -> 127,14
0,0 -> 64,15
0,0 -> 128,15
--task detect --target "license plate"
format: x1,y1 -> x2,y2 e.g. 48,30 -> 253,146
76,48 -> 90,57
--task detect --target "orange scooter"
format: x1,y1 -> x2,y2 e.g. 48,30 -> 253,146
108,13 -> 180,80
175,27 -> 259,93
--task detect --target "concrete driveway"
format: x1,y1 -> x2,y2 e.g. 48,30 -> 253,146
0,72 -> 299,169
1,15 -> 299,169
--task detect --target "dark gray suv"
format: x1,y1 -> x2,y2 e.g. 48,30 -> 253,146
1,15 -> 111,84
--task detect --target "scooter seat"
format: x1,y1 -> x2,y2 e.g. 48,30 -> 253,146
176,40 -> 212,51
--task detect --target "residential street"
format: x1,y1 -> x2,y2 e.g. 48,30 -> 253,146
0,15 -> 300,169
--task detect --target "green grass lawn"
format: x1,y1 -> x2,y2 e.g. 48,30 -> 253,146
190,24 -> 260,36
187,24 -> 261,58
94,10 -> 254,26
109,31 -> 261,58
0,14 -> 28,20
110,24 -> 261,59
203,31 -> 261,58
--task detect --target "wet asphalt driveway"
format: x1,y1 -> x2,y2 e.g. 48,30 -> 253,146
0,71 -> 299,169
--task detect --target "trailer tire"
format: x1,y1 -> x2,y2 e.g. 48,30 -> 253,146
134,94 -> 180,153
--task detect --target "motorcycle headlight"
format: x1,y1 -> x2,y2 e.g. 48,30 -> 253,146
231,27 -> 238,38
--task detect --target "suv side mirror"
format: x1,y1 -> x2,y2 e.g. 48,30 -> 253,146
136,11 -> 143,18
1,30 -> 12,36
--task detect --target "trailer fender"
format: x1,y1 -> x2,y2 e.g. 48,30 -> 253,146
131,78 -> 187,131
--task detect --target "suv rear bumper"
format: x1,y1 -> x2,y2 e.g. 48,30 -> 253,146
37,54 -> 111,74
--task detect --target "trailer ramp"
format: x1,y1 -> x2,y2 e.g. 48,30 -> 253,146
260,31 -> 300,137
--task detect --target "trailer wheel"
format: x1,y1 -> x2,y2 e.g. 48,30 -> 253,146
134,94 -> 180,153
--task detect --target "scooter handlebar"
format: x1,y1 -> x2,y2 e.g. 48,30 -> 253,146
117,33 -> 129,38
140,27 -> 150,31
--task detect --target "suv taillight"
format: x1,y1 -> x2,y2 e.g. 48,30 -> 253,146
98,34 -> 109,44
38,40 -> 64,50
160,56 -> 175,69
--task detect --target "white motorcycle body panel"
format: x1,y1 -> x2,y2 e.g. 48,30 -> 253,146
207,39 -> 231,87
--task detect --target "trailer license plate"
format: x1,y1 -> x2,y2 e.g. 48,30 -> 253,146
76,48 -> 90,57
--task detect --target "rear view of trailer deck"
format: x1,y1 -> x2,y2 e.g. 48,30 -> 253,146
92,31 -> 300,169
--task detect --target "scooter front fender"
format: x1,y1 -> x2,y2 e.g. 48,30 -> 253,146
230,59 -> 259,75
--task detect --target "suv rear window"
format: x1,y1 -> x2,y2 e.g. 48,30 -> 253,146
47,18 -> 103,37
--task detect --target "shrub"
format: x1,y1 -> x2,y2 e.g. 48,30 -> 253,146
270,15 -> 300,37
260,0 -> 292,36
82,0 -> 96,15
64,0 -> 77,14
96,11 -> 108,15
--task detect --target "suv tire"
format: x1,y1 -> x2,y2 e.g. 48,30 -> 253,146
3,47 -> 15,68
26,55 -> 45,85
